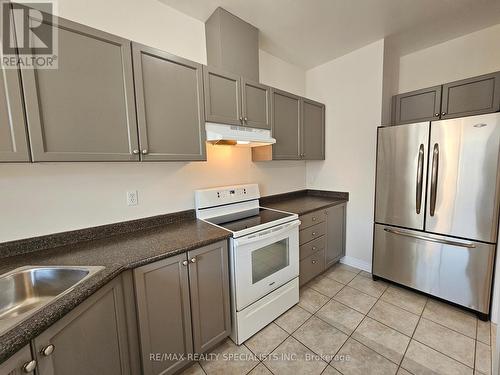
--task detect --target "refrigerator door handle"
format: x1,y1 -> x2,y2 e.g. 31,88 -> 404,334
416,144 -> 425,214
383,228 -> 476,248
430,143 -> 439,216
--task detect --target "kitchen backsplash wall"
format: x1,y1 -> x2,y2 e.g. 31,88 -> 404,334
1,146 -> 306,242
1,0 -> 307,242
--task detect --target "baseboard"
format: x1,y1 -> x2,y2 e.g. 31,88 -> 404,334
340,256 -> 372,273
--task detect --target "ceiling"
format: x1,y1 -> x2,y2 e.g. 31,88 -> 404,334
158,0 -> 500,69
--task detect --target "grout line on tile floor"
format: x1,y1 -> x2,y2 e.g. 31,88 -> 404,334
196,267 -> 492,375
418,315 -> 478,341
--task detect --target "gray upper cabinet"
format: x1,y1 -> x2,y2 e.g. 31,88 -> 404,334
0,6 -> 29,163
187,242 -> 230,354
325,204 -> 346,268
272,89 -> 301,160
203,66 -> 242,126
20,15 -> 139,162
0,345 -> 34,375
33,276 -> 133,375
393,85 -> 442,125
134,253 -> 193,375
132,43 -> 206,161
0,66 -> 30,162
205,7 -> 259,82
393,71 -> 500,124
302,98 -> 325,160
441,72 -> 500,119
241,79 -> 271,130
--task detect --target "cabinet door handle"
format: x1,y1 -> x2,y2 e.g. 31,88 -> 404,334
311,260 -> 317,264
22,360 -> 37,373
40,344 -> 55,356
312,232 -> 316,236
312,246 -> 317,251
190,257 -> 197,263
239,117 -> 243,123
434,113 -> 439,117
244,117 -> 248,122
132,149 -> 139,155
142,149 -> 148,154
312,217 -> 316,221
182,260 -> 188,266
441,112 -> 447,116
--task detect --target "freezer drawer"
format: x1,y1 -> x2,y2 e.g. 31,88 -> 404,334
375,122 -> 429,230
373,224 -> 495,313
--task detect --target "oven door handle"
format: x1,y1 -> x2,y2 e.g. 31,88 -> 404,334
235,220 -> 301,246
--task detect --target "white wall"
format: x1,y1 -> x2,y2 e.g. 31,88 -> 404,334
1,147 -> 305,241
0,0 -> 306,242
305,40 -> 385,270
259,50 -> 305,95
398,23 -> 500,93
54,0 -> 207,64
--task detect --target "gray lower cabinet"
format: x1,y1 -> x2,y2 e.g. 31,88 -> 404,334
393,85 -> 442,125
325,203 -> 346,268
441,72 -> 500,119
134,241 -> 230,375
271,89 -> 302,160
132,43 -> 206,161
0,66 -> 30,162
241,79 -> 271,130
203,66 -> 242,126
20,15 -> 139,162
0,345 -> 35,375
134,253 -> 193,375
187,243 -> 231,354
302,98 -> 325,160
33,276 -> 134,375
298,205 -> 346,285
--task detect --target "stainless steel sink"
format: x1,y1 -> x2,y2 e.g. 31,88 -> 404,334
0,266 -> 104,334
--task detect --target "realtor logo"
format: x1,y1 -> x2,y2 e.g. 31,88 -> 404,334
1,1 -> 58,68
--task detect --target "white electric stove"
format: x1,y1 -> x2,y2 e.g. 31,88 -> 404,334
195,184 -> 300,344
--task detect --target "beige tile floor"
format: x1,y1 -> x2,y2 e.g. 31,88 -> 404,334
181,264 -> 495,375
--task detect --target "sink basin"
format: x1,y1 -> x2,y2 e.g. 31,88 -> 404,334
0,266 -> 104,334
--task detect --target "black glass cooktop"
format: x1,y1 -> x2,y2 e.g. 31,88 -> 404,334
206,208 -> 293,233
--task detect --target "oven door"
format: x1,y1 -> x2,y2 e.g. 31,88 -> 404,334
233,220 -> 300,311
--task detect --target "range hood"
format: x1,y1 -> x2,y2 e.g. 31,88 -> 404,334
205,123 -> 276,147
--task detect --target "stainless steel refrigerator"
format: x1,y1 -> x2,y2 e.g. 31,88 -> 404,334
373,112 -> 500,319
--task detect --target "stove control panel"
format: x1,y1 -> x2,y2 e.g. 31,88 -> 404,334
195,184 -> 260,209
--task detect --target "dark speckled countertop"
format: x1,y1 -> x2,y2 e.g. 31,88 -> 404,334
260,189 -> 349,215
0,214 -> 230,363
0,188 -> 348,363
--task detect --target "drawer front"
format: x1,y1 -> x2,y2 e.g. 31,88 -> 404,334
299,222 -> 326,245
300,210 -> 326,230
300,235 -> 326,260
299,249 -> 325,286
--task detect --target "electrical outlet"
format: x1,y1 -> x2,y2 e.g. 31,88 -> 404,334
127,190 -> 138,206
